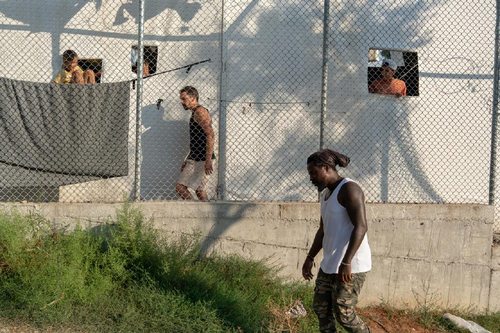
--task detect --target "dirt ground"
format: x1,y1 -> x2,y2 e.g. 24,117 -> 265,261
0,307 -> 473,333
360,306 -> 448,333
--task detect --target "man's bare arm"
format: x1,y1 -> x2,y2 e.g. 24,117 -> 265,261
339,182 -> 367,263
302,217 -> 324,280
308,217 -> 324,259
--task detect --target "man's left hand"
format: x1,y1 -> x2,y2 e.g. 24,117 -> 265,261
205,159 -> 213,175
338,263 -> 353,284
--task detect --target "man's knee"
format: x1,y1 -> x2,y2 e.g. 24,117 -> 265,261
333,303 -> 370,333
176,183 -> 188,194
313,286 -> 336,332
313,291 -> 330,316
84,69 -> 96,84
72,71 -> 84,84
333,303 -> 355,323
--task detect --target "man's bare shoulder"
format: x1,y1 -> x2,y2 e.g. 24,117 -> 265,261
194,106 -> 209,115
193,107 -> 213,130
339,181 -> 364,201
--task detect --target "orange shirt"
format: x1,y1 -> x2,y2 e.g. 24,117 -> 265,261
369,78 -> 406,96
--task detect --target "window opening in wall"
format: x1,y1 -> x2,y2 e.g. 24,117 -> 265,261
131,45 -> 158,77
368,49 -> 419,97
78,58 -> 103,83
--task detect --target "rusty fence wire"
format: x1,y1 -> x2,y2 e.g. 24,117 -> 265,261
0,0 -> 499,232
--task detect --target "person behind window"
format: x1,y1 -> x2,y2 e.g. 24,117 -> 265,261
369,59 -> 406,98
53,50 -> 96,84
133,62 -> 150,77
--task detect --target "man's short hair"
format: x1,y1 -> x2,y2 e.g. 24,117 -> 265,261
62,50 -> 78,62
180,86 -> 199,101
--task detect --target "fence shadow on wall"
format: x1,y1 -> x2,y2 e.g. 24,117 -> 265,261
196,0 -> 444,252
0,0 -> 207,202
325,0 -> 444,203
0,0 -> 461,207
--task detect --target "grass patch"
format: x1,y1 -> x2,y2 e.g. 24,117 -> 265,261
1,204 -> 498,332
0,204 -> 317,332
462,312 -> 500,333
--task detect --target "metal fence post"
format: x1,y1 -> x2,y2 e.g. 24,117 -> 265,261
217,0 -> 228,200
133,0 -> 146,201
319,0 -> 330,151
489,0 -> 500,205
317,0 -> 331,202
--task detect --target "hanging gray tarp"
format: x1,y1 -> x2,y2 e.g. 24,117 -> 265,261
0,77 -> 129,177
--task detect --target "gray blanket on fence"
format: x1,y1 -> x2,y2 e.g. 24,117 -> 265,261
0,77 -> 129,177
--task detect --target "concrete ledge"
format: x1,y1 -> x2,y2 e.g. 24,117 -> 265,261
0,201 -> 496,313
366,203 -> 494,223
280,203 -> 320,221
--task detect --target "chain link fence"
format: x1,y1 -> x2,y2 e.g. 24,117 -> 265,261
0,0 -> 499,232
324,0 -> 495,206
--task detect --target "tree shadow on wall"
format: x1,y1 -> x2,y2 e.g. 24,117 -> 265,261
188,0 -> 444,254
324,1 -> 442,202
195,0 -> 442,201
113,0 -> 201,25
0,0 -> 103,76
0,0 -> 201,77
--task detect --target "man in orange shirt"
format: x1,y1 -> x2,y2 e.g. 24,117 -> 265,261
369,59 -> 406,98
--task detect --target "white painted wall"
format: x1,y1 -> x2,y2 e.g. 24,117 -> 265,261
0,0 -> 497,209
325,0 -> 495,204
0,0 -> 222,201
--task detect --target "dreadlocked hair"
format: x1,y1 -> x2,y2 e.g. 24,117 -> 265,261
307,149 -> 350,169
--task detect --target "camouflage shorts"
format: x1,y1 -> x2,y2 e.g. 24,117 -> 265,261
313,268 -> 371,333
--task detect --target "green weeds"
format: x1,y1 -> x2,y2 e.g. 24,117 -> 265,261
0,204 -> 316,332
2,204 -> 497,332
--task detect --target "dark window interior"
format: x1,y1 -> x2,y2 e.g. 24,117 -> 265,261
132,45 -> 158,75
78,59 -> 103,83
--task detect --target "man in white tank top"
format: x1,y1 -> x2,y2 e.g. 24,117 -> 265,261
302,149 -> 372,333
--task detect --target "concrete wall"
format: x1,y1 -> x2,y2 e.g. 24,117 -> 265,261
491,244 -> 500,312
1,201 -> 497,313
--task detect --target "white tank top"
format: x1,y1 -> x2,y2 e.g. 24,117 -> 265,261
320,178 -> 372,274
